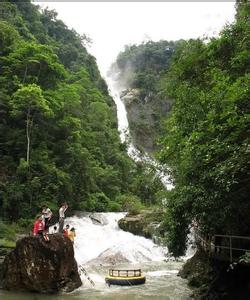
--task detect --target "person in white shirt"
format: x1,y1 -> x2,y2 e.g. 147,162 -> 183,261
41,205 -> 53,233
59,203 -> 68,233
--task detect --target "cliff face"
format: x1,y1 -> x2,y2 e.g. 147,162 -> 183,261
121,89 -> 171,154
0,234 -> 82,293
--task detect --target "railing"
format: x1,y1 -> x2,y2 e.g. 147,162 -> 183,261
213,234 -> 250,263
195,229 -> 250,263
109,269 -> 142,277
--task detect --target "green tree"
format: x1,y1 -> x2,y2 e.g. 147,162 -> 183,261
10,84 -> 52,165
158,2 -> 250,256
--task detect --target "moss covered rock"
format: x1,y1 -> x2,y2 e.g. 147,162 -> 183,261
118,210 -> 164,240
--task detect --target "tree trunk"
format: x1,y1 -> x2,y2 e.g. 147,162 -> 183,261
26,109 -> 33,208
26,108 -> 32,165
23,64 -> 28,84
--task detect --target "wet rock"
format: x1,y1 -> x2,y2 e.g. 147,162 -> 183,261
120,88 -> 140,106
120,88 -> 171,154
0,234 -> 82,293
118,210 -> 164,241
89,213 -> 108,225
118,214 -> 151,238
87,248 -> 129,266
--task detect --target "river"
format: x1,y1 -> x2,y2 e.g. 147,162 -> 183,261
0,213 -> 193,300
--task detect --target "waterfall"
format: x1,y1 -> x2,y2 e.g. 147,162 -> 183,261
106,74 -> 173,190
64,213 -> 167,267
105,74 -> 195,258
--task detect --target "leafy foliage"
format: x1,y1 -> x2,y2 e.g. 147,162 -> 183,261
159,2 -> 250,256
0,0 -> 165,226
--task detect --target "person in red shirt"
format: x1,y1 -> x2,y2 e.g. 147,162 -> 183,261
33,215 -> 49,241
33,216 -> 45,236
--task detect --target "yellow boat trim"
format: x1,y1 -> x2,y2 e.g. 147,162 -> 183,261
106,275 -> 145,280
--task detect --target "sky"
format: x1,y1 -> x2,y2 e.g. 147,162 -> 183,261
35,1 -> 236,76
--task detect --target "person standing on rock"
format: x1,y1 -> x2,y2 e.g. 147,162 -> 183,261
41,204 -> 53,233
63,224 -> 70,237
59,202 -> 68,233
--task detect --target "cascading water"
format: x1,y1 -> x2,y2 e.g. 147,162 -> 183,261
0,213 -> 193,300
63,213 -> 192,299
68,213 -> 167,266
106,74 -> 173,190
63,71 -> 196,297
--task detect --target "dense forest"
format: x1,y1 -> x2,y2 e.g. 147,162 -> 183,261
115,2 -> 249,256
0,0 -> 165,234
158,1 -> 249,255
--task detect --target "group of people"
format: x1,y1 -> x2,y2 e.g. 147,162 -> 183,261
32,202 -> 76,244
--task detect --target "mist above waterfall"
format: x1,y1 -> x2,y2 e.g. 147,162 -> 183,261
108,60 -> 135,92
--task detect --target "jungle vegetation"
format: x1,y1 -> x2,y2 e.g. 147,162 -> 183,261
158,1 -> 250,256
0,0 -> 165,233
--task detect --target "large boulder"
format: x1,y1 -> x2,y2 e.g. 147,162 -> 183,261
89,213 -> 108,225
87,248 -> 129,266
118,210 -> 164,241
0,234 -> 82,293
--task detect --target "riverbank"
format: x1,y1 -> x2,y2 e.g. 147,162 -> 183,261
179,249 -> 250,299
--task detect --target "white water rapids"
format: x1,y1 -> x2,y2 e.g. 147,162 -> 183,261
62,213 -> 192,299
69,213 -> 167,266
1,213 -> 193,299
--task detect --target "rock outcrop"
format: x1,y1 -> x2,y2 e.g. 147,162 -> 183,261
0,234 -> 82,293
121,88 -> 171,154
89,213 -> 108,225
87,248 -> 129,266
118,210 -> 164,242
179,249 -> 250,299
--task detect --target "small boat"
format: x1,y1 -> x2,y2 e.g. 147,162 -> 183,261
105,269 -> 146,286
